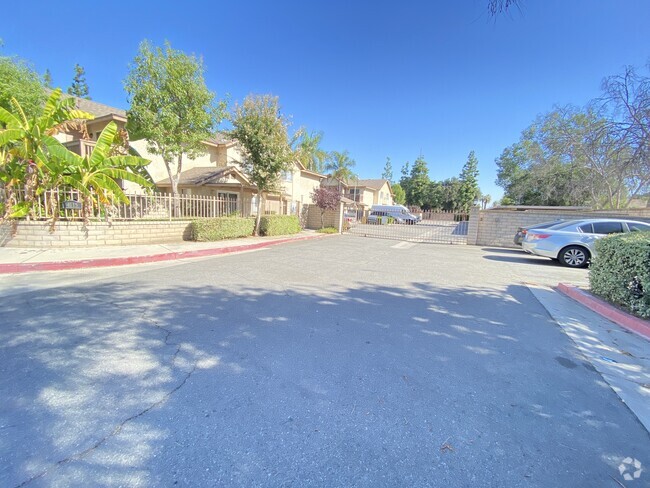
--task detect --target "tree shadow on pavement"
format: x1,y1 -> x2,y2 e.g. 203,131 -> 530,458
0,279 -> 646,487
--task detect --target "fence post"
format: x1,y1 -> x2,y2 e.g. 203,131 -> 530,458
168,193 -> 172,221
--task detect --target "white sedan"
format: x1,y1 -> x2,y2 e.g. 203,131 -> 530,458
522,218 -> 650,268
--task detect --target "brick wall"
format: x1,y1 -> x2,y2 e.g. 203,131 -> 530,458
0,220 -> 193,248
305,204 -> 343,231
468,208 -> 650,248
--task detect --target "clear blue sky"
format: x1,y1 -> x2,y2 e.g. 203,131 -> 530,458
3,0 -> 650,200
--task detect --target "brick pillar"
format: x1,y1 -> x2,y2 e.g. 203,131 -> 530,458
467,206 -> 480,245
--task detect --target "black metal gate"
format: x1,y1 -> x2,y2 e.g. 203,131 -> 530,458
345,211 -> 469,244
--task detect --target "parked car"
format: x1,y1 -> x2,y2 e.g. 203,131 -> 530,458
513,219 -> 565,246
522,218 -> 650,268
367,205 -> 420,224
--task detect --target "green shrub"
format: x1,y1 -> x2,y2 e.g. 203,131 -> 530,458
191,217 -> 255,241
259,215 -> 301,236
317,227 -> 339,234
590,232 -> 650,318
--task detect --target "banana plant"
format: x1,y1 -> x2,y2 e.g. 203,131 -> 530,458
0,88 -> 94,219
52,121 -> 152,221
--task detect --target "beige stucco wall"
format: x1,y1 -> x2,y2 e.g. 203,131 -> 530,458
375,182 -> 393,205
279,164 -> 324,212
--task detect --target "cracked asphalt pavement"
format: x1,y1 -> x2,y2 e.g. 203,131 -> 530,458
1,236 -> 648,487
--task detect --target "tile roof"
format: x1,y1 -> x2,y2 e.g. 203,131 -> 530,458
74,97 -> 127,118
155,166 -> 250,187
354,179 -> 390,190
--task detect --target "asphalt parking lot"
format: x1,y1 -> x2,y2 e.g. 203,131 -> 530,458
0,236 -> 647,487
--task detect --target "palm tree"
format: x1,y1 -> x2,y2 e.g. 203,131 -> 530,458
325,150 -> 357,190
292,128 -> 328,173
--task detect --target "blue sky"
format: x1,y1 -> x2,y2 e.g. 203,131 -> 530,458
3,0 -> 650,200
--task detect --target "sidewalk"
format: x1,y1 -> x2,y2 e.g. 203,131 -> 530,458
0,231 -> 327,274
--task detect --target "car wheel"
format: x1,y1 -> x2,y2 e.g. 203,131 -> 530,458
558,246 -> 590,268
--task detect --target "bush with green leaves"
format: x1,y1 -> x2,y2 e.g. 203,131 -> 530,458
191,217 -> 255,241
316,227 -> 338,234
590,232 -> 650,318
259,215 -> 301,236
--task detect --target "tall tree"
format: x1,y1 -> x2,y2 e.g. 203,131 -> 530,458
325,150 -> 356,185
458,150 -> 480,211
0,54 -> 45,118
399,161 -> 411,202
124,40 -> 225,214
229,94 -> 294,234
406,155 -> 429,208
601,63 -> 650,203
67,64 -> 90,99
391,183 -> 406,205
43,69 -> 53,89
292,128 -> 327,173
382,157 -> 393,183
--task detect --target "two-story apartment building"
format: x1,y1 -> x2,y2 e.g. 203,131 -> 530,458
323,177 -> 394,209
56,96 -> 325,216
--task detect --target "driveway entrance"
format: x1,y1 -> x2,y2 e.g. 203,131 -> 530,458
346,211 -> 469,244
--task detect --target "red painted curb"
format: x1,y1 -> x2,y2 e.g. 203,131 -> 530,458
0,234 -> 327,274
557,283 -> 650,341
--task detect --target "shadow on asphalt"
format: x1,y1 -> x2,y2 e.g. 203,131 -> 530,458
0,279 -> 643,486
480,247 -> 525,255
482,254 -> 561,267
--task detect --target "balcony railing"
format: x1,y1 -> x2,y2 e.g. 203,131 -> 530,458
63,139 -> 96,158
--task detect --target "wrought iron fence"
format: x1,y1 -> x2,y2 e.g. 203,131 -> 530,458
346,209 -> 470,244
1,188 -> 291,221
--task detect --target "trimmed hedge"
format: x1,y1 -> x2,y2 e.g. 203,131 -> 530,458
259,215 -> 301,236
191,217 -> 255,241
590,232 -> 650,318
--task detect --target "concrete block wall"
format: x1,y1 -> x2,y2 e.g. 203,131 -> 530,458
1,220 -> 193,248
305,204 -> 343,231
470,208 -> 650,248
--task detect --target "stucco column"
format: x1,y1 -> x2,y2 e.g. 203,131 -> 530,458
337,202 -> 344,234
467,206 -> 481,245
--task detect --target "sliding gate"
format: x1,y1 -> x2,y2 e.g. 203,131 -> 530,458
345,211 -> 469,244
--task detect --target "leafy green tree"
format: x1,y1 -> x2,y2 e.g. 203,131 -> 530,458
124,40 -> 225,214
325,150 -> 357,185
0,89 -> 93,219
406,156 -> 429,207
43,69 -> 53,89
0,54 -> 46,118
229,94 -> 294,234
382,157 -> 393,183
391,183 -> 406,204
424,180 -> 444,210
441,178 -> 463,211
399,161 -> 411,202
458,150 -> 480,211
292,128 -> 328,173
67,64 -> 90,99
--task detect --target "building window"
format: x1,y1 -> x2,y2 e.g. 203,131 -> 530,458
282,171 -> 293,182
217,192 -> 238,215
